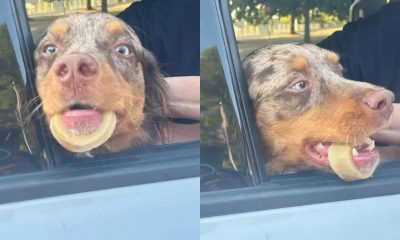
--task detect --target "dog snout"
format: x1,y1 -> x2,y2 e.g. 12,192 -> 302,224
363,89 -> 394,118
53,54 -> 99,88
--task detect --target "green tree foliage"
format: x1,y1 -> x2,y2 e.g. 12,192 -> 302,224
230,0 -> 351,42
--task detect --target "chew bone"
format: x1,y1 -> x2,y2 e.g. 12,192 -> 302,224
328,144 -> 379,181
50,111 -> 116,152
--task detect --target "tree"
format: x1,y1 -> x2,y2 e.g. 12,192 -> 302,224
87,0 -> 93,10
101,0 -> 108,12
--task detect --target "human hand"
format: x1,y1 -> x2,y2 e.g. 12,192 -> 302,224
372,103 -> 400,145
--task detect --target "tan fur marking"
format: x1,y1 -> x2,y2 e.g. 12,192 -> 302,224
106,20 -> 124,34
49,22 -> 69,36
327,52 -> 340,64
290,56 -> 309,71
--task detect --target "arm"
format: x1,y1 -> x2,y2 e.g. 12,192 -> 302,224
164,76 -> 200,120
155,76 -> 200,144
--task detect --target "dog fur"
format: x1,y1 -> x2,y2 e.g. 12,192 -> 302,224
243,43 -> 394,174
34,13 -> 167,152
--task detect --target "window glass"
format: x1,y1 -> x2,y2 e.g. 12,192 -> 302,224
200,0 -> 255,192
0,4 -> 45,177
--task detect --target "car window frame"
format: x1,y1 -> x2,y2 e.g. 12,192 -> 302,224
200,0 -> 400,218
0,0 -> 199,204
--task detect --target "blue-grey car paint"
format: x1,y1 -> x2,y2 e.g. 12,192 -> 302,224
201,193 -> 400,240
0,177 -> 199,240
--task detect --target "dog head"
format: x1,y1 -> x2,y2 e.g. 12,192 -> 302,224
34,13 -> 166,152
243,43 -> 394,174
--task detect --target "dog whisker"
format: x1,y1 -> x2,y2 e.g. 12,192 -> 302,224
23,96 -> 41,114
24,102 -> 44,125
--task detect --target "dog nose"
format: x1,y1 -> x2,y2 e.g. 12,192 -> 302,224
53,54 -> 98,87
363,89 -> 394,118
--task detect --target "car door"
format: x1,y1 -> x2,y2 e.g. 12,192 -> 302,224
200,0 -> 400,239
0,1 -> 199,239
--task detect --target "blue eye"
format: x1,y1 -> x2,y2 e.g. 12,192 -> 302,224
291,80 -> 309,90
43,45 -> 57,54
115,44 -> 131,56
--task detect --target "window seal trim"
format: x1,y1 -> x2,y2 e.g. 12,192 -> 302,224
201,166 -> 400,217
9,0 -> 59,165
0,141 -> 199,204
215,0 -> 267,183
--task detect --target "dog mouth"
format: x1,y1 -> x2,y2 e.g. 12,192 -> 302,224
61,103 -> 103,134
49,102 -> 117,152
305,138 -> 380,179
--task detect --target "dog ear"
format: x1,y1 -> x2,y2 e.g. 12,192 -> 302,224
139,48 -> 169,143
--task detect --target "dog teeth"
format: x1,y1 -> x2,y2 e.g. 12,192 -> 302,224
364,138 -> 373,146
315,142 -> 325,151
366,140 -> 375,151
352,147 -> 359,156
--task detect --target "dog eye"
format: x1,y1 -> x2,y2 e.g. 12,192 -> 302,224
115,44 -> 131,56
291,80 -> 309,90
43,45 -> 57,54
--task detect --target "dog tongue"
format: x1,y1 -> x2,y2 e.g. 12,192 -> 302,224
61,109 -> 103,132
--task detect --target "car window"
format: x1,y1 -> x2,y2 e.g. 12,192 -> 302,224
0,0 -> 198,203
200,0 -> 264,192
0,1 -> 48,177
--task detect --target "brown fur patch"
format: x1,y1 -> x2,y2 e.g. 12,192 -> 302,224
49,21 -> 69,37
327,52 -> 340,64
243,43 -> 393,174
260,92 -> 380,173
106,20 -> 124,34
290,56 -> 309,71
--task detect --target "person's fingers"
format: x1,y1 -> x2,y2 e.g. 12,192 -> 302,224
371,130 -> 400,145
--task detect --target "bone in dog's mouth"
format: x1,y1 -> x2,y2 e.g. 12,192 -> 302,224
305,138 -> 379,171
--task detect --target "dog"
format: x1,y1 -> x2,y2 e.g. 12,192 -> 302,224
34,13 -> 167,153
243,43 -> 394,174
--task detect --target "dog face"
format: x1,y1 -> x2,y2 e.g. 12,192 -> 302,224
34,13 -> 166,152
243,43 -> 394,174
